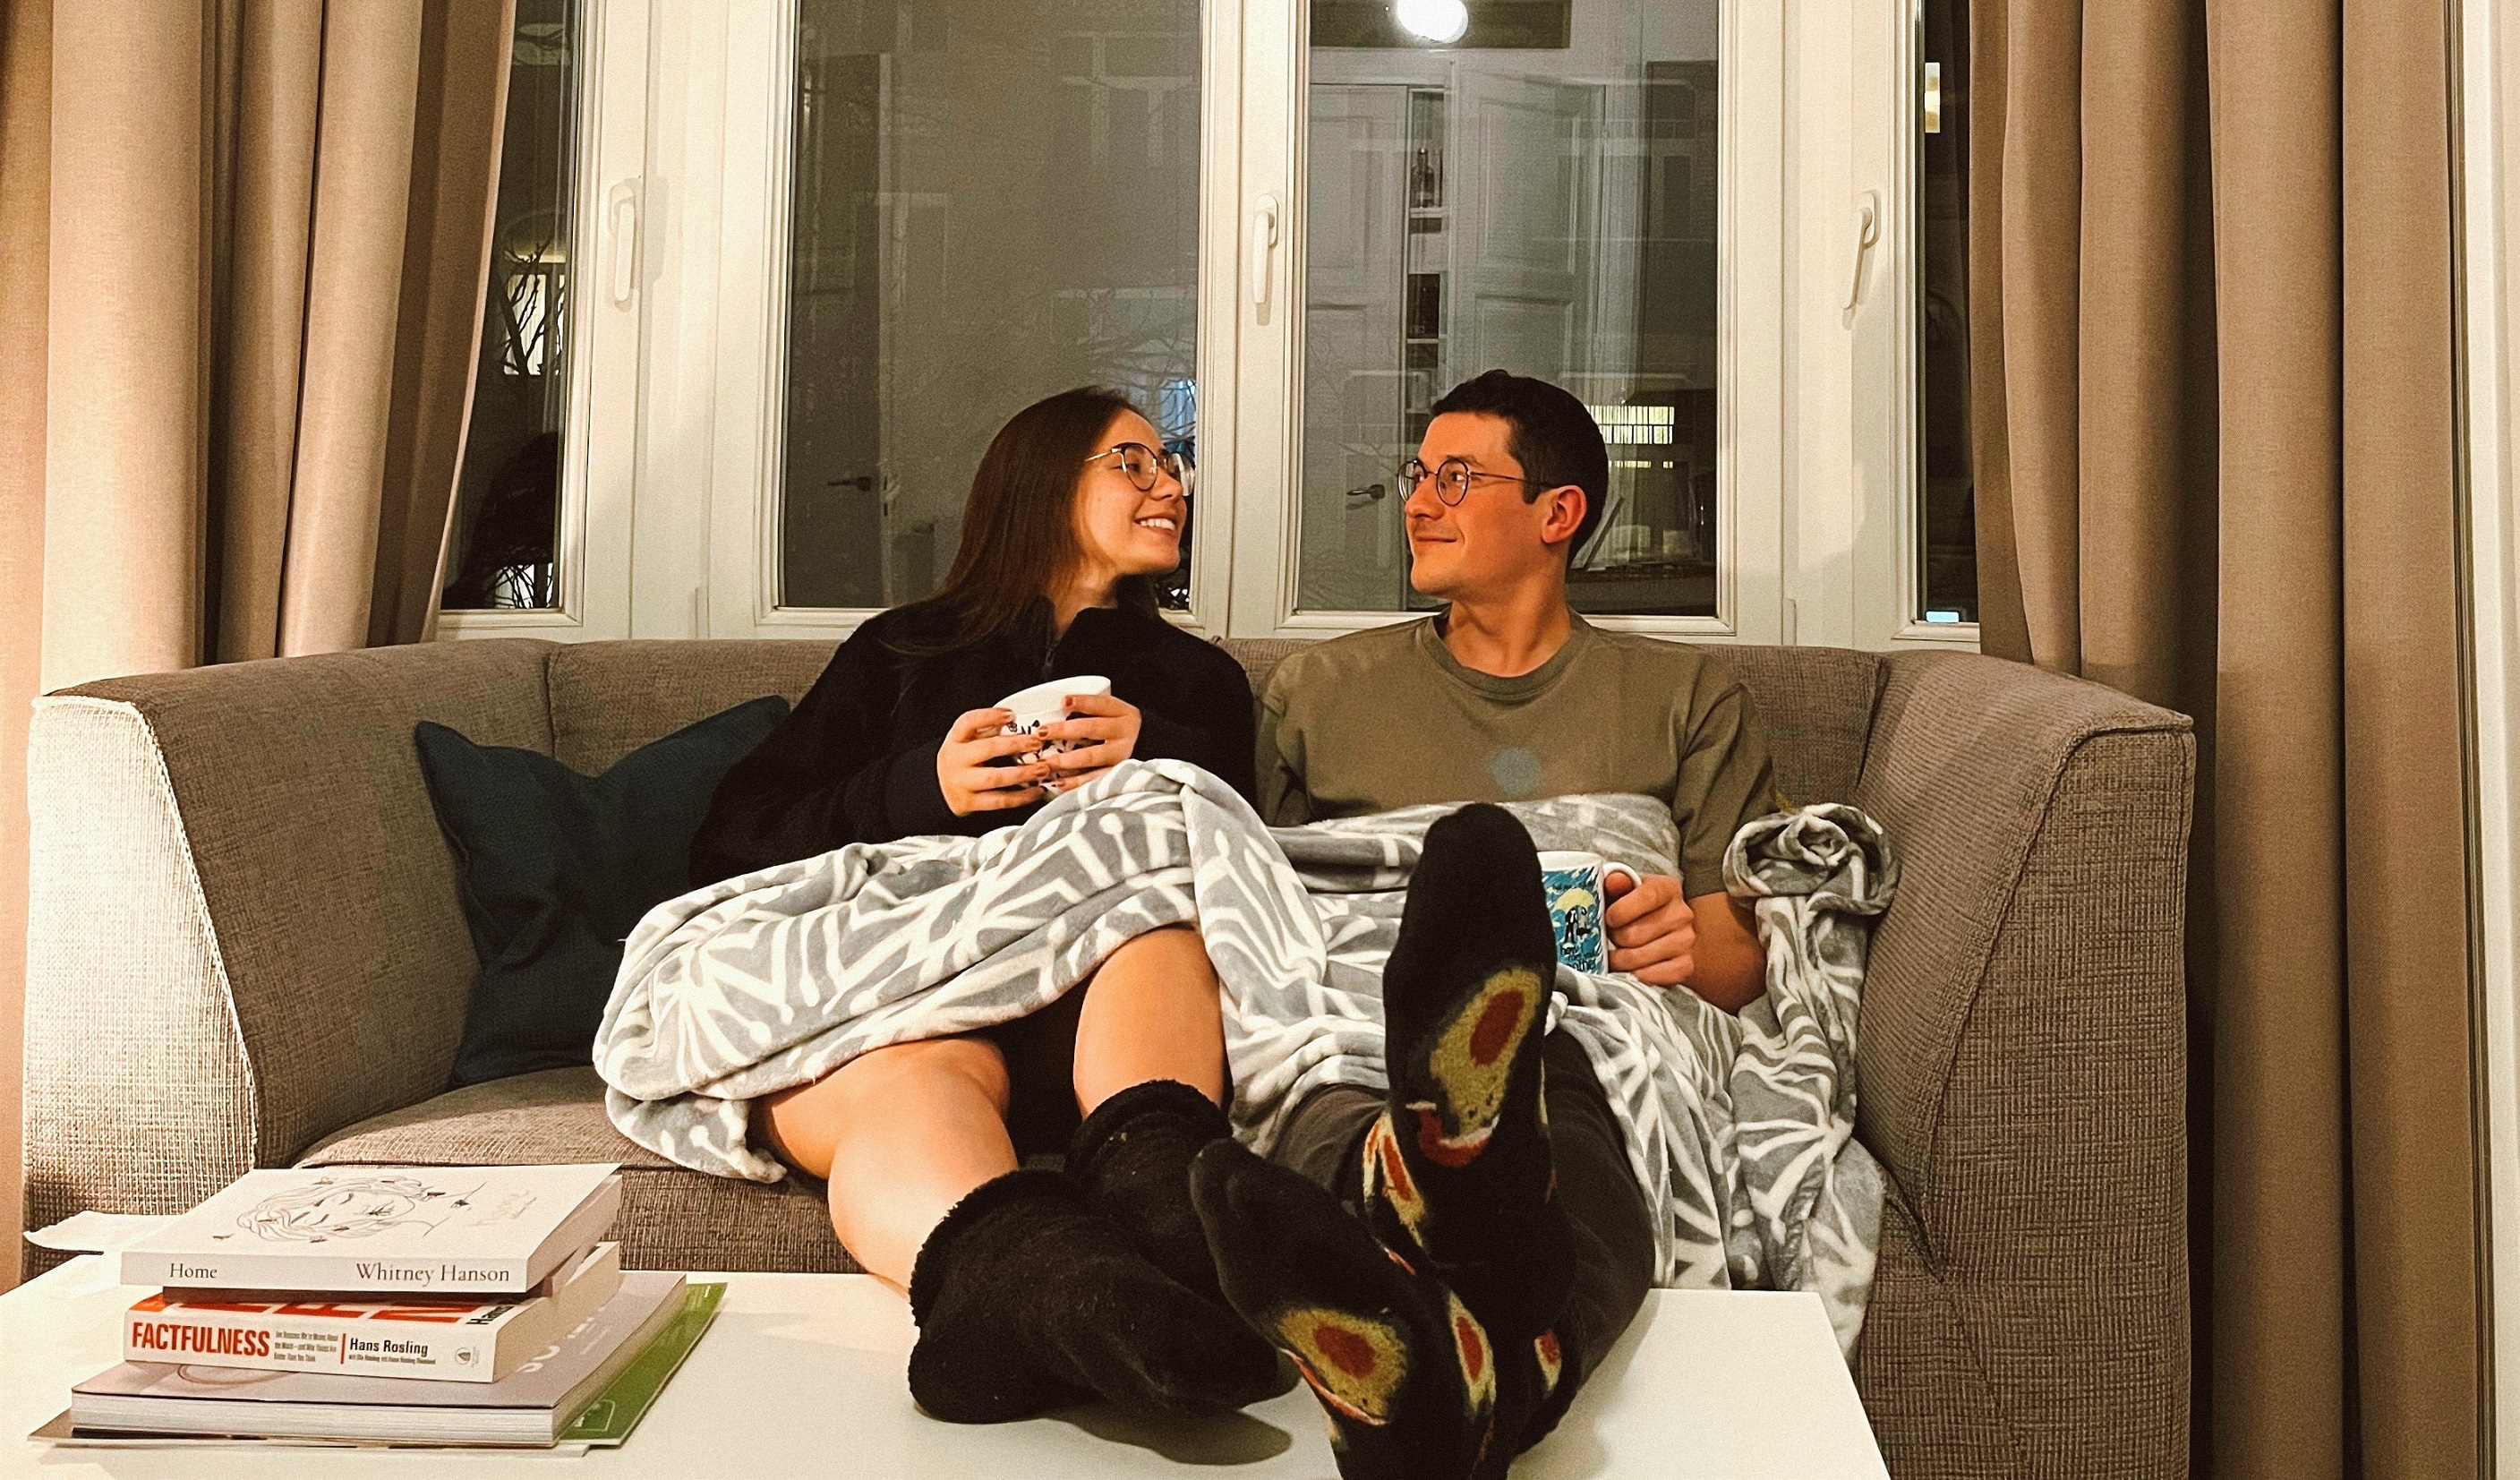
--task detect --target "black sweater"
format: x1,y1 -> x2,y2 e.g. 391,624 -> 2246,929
690,602 -> 1257,884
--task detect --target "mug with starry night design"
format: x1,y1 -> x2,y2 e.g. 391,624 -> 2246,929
1535,851 -> 1644,974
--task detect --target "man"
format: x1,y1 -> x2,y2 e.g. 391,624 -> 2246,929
1192,370 -> 1781,1479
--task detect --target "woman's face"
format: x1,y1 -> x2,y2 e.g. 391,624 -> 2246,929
1070,410 -> 1187,586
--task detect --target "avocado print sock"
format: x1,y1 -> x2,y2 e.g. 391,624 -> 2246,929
1361,802 -> 1574,1341
1191,1140 -> 1565,1480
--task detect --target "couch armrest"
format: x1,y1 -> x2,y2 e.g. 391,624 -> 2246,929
21,641 -> 554,1266
1849,651 -> 2194,1475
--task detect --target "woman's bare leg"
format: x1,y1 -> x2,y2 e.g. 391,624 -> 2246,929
755,1037 -> 1015,1288
1071,924 -> 1228,1111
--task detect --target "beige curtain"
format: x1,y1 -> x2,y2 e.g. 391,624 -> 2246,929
1971,0 -> 2477,1476
0,0 -> 514,1287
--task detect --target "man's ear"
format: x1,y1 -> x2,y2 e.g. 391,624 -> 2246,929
1538,484 -> 1587,549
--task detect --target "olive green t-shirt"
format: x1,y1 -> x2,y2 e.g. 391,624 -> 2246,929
1255,614 -> 1781,901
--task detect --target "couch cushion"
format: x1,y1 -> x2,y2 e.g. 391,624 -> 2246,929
297,1066 -> 677,1168
547,639 -> 839,774
1711,645 -> 1883,805
297,1067 -> 857,1273
1213,637 -> 1313,710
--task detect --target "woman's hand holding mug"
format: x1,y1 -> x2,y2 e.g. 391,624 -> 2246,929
936,707 -> 1055,816
1038,692 -> 1142,793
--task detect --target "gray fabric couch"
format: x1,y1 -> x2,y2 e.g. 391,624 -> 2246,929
21,636 -> 2193,1478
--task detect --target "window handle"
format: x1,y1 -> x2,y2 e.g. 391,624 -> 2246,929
1251,194 -> 1279,309
607,180 -> 640,306
1844,191 -> 1880,314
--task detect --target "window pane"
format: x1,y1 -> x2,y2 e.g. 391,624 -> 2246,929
442,0 -> 578,612
1918,0 -> 1978,623
782,1 -> 1201,612
1299,1 -> 1719,617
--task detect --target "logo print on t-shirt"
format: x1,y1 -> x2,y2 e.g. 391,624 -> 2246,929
1489,747 -> 1542,798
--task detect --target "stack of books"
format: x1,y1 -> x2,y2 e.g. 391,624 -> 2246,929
56,1164 -> 721,1449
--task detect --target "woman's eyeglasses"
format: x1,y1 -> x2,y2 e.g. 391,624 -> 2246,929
1085,442 -> 1189,492
1398,456 -> 1549,507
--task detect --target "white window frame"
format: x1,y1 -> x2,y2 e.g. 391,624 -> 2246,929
439,0 -> 1977,654
1785,0 -> 1975,653
2458,0 -> 2520,1464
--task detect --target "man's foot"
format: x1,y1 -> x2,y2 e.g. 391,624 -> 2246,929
1192,1140 -> 1563,1480
906,1169 -> 1279,1424
1066,1078 -> 1236,1305
1367,803 -> 1574,1339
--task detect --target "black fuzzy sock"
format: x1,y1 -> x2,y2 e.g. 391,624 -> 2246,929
906,1168 -> 1279,1424
1067,1078 -> 1235,1305
1192,1140 -> 1565,1480
1363,803 -> 1574,1341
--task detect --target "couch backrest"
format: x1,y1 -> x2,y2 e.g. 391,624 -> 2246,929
547,640 -> 838,773
558,634 -> 1886,808
1213,637 -> 1882,805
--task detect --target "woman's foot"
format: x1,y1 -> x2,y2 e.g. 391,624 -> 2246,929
906,1168 -> 1279,1424
1066,1078 -> 1236,1305
1192,1140 -> 1561,1480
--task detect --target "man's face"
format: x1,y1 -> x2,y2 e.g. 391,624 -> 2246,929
1403,411 -> 1585,603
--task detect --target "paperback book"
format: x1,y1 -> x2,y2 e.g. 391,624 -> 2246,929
72,1270 -> 691,1445
117,1164 -> 620,1295
120,1243 -> 622,1383
37,1283 -> 726,1452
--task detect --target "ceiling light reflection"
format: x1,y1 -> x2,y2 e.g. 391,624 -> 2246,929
1395,0 -> 1469,45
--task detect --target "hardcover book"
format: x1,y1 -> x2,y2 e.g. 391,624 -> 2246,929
73,1270 -> 690,1445
121,1243 -> 622,1383
117,1164 -> 620,1295
38,1284 -> 726,1453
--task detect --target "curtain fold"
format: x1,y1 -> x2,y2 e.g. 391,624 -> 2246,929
1974,0 -> 2479,1474
0,0 -> 513,1288
2334,0 -> 2471,1467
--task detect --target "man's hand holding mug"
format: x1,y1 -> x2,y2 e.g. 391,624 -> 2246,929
1602,871 -> 1697,988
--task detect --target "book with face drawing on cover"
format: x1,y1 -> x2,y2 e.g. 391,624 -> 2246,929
117,1165 -> 620,1296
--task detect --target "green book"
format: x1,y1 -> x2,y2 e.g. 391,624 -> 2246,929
557,1282 -> 726,1447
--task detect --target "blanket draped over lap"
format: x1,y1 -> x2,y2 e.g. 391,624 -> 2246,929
594,759 -> 1897,1352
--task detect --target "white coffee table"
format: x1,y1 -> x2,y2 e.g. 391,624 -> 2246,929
0,1256 -> 1887,1477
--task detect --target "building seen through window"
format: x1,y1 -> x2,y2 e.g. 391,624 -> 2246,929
442,0 -> 577,612
1918,0 -> 1976,624
1300,1 -> 1721,617
779,0 -> 1201,612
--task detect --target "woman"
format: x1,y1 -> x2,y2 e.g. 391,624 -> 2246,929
689,388 -> 1276,1424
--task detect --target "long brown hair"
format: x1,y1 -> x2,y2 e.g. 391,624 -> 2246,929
886,386 -> 1164,655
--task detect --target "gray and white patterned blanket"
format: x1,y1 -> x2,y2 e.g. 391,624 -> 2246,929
594,759 -> 1895,1351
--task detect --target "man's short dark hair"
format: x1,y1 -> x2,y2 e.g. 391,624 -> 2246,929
1430,369 -> 1609,564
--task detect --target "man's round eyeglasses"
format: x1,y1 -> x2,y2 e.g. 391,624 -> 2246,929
1085,442 -> 1189,492
1399,456 -> 1548,507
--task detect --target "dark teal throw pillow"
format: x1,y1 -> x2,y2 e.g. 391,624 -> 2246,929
414,697 -> 790,1086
